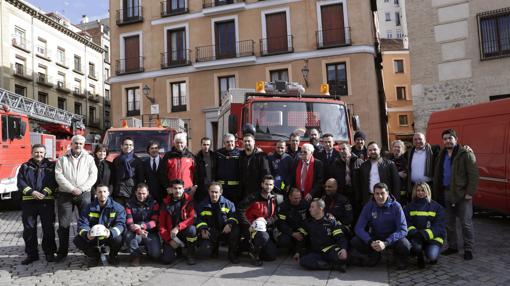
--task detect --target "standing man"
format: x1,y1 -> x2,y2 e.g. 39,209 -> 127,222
55,135 -> 97,262
268,140 -> 293,195
316,133 -> 340,180
433,129 -> 479,260
215,134 -> 242,205
195,137 -> 216,204
309,128 -> 323,157
159,133 -> 197,197
112,137 -> 145,206
18,144 -> 58,264
144,141 -> 164,203
239,133 -> 271,199
407,133 -> 440,197
358,142 -> 400,206
238,175 -> 279,266
351,131 -> 368,161
287,133 -> 302,159
291,143 -> 324,201
74,184 -> 126,267
196,182 -> 240,263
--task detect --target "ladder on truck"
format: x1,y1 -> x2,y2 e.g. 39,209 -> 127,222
0,88 -> 84,127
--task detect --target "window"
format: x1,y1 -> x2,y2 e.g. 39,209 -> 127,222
74,55 -> 82,72
394,59 -> 404,73
126,87 -> 140,116
89,62 -> 96,78
478,9 -> 510,60
104,45 -> 110,62
387,31 -> 393,39
36,38 -> 47,57
166,28 -> 187,65
14,62 -> 24,76
38,92 -> 48,104
15,85 -> 26,96
385,12 -> 391,21
89,84 -> 96,96
13,27 -> 26,48
57,48 -> 66,65
105,68 -> 110,80
215,20 -> 236,59
394,0 -> 399,5
395,12 -> 401,26
105,89 -> 111,100
399,115 -> 408,126
263,12 -> 290,55
396,86 -> 407,100
171,82 -> 187,112
57,72 -> 66,88
37,65 -> 48,83
326,63 -> 348,96
75,102 -> 82,115
58,97 -> 66,110
89,106 -> 96,123
218,75 -> 235,105
270,69 -> 289,82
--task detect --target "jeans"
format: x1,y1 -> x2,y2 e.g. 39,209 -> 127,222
351,236 -> 411,266
124,231 -> 161,259
410,237 -> 441,262
445,196 -> 474,251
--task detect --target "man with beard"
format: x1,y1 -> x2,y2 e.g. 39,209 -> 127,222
239,133 -> 271,200
433,129 -> 478,260
215,134 -> 242,204
309,128 -> 323,157
358,142 -> 400,205
112,137 -> 144,206
351,131 -> 368,161
316,134 -> 340,180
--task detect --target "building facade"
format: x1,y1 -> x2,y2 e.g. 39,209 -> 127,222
407,0 -> 510,132
109,0 -> 382,151
376,0 -> 408,40
380,39 -> 413,144
0,0 -> 107,134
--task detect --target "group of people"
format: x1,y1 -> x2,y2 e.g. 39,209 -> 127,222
17,127 -> 479,272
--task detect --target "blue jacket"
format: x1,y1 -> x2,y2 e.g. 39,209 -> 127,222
195,195 -> 238,231
299,216 -> 348,253
77,197 -> 126,239
404,198 -> 446,245
277,199 -> 309,236
17,158 -> 57,201
268,152 -> 293,192
355,195 -> 407,245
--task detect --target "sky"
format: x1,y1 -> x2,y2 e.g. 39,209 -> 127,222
26,0 -> 109,24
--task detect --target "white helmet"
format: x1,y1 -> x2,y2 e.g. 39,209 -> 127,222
251,217 -> 267,232
89,224 -> 109,237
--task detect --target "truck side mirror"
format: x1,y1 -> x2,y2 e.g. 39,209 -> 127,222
19,121 -> 27,138
228,114 -> 237,135
352,115 -> 360,131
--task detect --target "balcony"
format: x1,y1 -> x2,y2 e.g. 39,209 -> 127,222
13,66 -> 33,81
161,50 -> 192,68
316,27 -> 351,49
12,36 -> 30,53
56,81 -> 71,93
161,1 -> 188,17
116,57 -> 145,75
88,92 -> 101,103
36,74 -> 53,88
260,35 -> 294,56
116,6 -> 143,26
195,40 -> 254,62
73,88 -> 87,98
202,0 -> 246,16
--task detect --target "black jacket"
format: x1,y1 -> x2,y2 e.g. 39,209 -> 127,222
239,150 -> 271,199
316,149 -> 340,180
277,199 -> 309,236
143,156 -> 165,203
195,150 -> 216,202
94,159 -> 112,191
330,156 -> 364,203
358,158 -> 401,204
112,153 -> 145,199
324,192 -> 353,227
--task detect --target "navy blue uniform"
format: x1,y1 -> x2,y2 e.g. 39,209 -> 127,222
215,148 -> 241,204
324,192 -> 354,231
298,216 -> 348,270
276,199 -> 309,252
267,152 -> 293,194
17,158 -> 57,259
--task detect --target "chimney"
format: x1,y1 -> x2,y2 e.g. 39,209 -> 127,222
81,15 -> 89,24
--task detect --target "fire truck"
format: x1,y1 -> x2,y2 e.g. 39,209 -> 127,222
0,88 -> 84,201
102,117 -> 185,162
218,81 -> 358,151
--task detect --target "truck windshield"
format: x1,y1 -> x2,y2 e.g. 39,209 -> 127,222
251,101 -> 349,141
104,130 -> 171,154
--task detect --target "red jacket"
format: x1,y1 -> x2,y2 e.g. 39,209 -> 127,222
159,192 -> 195,243
239,192 -> 277,225
159,147 -> 196,189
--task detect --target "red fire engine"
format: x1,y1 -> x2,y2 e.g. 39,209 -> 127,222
218,81 -> 358,152
0,88 -> 84,201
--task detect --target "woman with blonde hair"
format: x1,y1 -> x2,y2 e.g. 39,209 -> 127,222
403,182 -> 446,268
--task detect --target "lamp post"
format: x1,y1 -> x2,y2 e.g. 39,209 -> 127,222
301,59 -> 309,87
143,84 -> 154,104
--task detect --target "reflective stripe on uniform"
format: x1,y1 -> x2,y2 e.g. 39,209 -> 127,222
332,229 -> 343,236
22,195 -> 54,200
186,236 -> 198,242
218,180 -> 239,186
322,244 -> 335,253
196,222 -> 208,229
201,210 -> 212,216
409,211 -> 436,217
89,212 -> 100,218
278,214 -> 286,220
227,217 -> 239,224
433,237 -> 444,245
425,229 -> 434,240
408,226 -> 416,232
111,227 -> 121,237
109,212 -> 116,218
43,187 -> 53,196
221,207 -> 230,213
22,187 -> 32,195
298,227 -> 308,235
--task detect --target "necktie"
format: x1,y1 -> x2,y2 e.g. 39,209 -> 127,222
152,158 -> 157,172
300,162 -> 308,193
345,163 -> 351,186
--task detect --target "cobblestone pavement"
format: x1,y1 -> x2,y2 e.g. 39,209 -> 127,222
0,208 -> 508,286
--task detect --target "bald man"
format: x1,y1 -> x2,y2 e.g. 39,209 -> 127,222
323,179 -> 353,230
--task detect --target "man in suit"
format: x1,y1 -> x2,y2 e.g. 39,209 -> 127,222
316,133 -> 340,180
144,141 -> 164,203
291,143 -> 324,201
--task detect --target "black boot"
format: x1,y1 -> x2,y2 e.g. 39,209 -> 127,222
417,254 -> 425,269
249,245 -> 262,267
56,227 -> 69,262
187,246 -> 197,265
21,256 -> 39,265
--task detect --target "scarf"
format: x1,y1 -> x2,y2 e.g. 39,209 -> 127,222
119,151 -> 135,180
295,156 -> 315,197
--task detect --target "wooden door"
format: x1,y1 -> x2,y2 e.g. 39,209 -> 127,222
124,35 -> 140,72
321,4 -> 345,46
266,12 -> 287,54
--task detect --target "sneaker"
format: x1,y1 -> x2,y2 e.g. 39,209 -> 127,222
442,248 -> 458,256
464,251 -> 473,260
21,256 -> 39,265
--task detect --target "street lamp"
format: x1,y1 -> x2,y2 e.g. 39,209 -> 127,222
301,59 -> 309,87
143,84 -> 155,104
